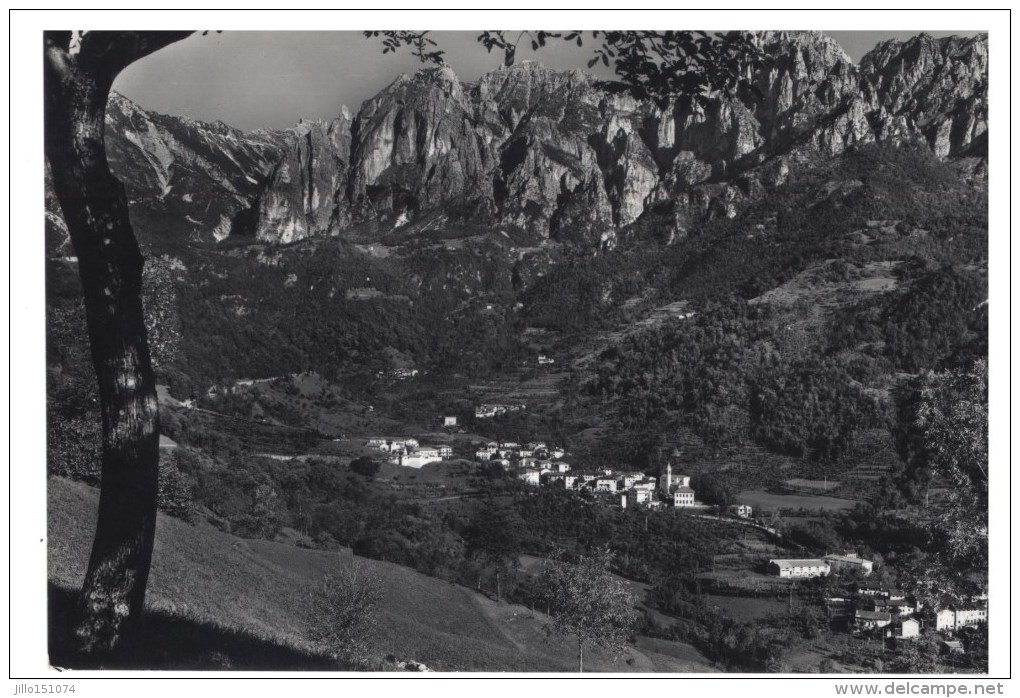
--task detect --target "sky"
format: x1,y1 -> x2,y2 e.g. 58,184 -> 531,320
113,30 -> 984,132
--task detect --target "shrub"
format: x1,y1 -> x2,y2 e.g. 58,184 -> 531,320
308,558 -> 383,663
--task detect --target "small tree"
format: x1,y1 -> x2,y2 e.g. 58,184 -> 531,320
536,548 -> 636,672
308,557 -> 383,664
463,508 -> 524,602
350,456 -> 381,478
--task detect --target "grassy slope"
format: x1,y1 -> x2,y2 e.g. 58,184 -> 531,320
48,476 -> 715,672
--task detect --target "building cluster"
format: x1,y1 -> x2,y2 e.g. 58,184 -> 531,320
474,403 -> 526,419
511,460 -> 742,514
365,437 -> 453,468
377,367 -> 419,380
767,553 -> 875,579
477,441 -> 566,475
768,554 -> 987,644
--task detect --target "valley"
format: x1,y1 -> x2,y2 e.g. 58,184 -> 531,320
43,30 -> 990,674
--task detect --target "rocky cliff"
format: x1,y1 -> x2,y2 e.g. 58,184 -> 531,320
104,92 -> 288,245
99,31 -> 988,248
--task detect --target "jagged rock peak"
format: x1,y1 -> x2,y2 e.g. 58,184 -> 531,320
754,30 -> 856,78
861,32 -> 988,70
378,65 -> 466,100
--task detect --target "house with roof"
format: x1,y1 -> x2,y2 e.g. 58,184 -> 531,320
423,445 -> 452,459
632,478 -> 657,492
594,478 -> 618,493
768,559 -> 831,578
939,639 -> 965,655
626,489 -> 655,507
393,449 -> 443,468
824,553 -> 874,577
443,416 -> 458,427
935,606 -> 988,632
620,473 -> 645,489
518,469 -> 541,485
730,504 -> 753,518
855,610 -> 892,630
896,618 -> 920,639
869,597 -> 914,617
855,581 -> 889,598
673,487 -> 696,507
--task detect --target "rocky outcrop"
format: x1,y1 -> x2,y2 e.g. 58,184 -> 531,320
860,33 -> 988,158
347,68 -> 495,222
104,92 -> 287,244
254,112 -> 352,243
102,32 -> 988,248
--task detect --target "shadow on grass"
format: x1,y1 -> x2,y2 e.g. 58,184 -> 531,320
48,583 -> 355,671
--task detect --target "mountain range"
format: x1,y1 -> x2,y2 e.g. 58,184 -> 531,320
47,30 -> 988,469
74,31 -> 986,253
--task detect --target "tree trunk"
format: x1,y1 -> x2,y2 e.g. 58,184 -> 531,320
578,637 -> 583,673
495,570 -> 501,603
44,30 -> 191,656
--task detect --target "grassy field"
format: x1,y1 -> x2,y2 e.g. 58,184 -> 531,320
49,477 -> 716,673
784,478 -> 842,492
736,490 -> 860,513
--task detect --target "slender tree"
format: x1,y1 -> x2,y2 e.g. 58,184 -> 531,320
463,508 -> 524,602
536,548 -> 635,672
44,30 -> 194,655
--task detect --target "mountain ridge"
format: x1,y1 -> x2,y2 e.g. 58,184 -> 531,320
93,31 -> 987,250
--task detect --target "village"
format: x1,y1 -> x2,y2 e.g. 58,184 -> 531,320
357,421 -> 988,659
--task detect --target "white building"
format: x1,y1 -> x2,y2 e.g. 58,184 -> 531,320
626,489 -> 654,506
673,487 -> 696,507
553,461 -> 571,473
434,445 -> 453,459
632,479 -> 657,492
935,606 -> 988,631
368,437 -> 420,454
394,451 -> 443,468
518,469 -> 541,485
768,559 -> 831,578
443,416 -> 458,427
595,478 -> 618,493
897,618 -> 920,639
730,504 -> 753,518
620,473 -> 644,489
659,463 -> 690,494
824,553 -> 874,577
476,404 -> 521,419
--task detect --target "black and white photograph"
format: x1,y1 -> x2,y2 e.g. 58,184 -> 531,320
11,8 -> 1010,685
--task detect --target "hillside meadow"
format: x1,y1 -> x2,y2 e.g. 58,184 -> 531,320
48,476 -> 715,672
